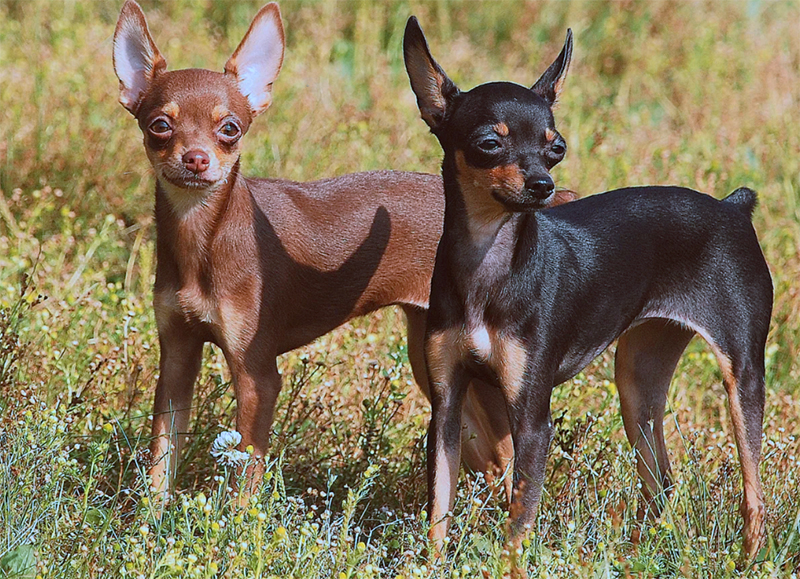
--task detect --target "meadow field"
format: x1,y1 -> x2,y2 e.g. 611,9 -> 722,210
1,0 -> 799,577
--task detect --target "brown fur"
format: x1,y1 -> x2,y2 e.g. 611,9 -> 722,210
114,0 -> 578,499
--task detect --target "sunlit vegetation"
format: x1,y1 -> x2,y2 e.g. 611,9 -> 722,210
0,1 -> 798,577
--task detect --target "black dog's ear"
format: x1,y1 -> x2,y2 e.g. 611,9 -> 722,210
531,29 -> 573,106
403,16 -> 459,131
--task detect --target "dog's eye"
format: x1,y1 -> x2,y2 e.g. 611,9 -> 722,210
219,121 -> 241,141
477,138 -> 501,153
550,141 -> 566,156
148,119 -> 172,136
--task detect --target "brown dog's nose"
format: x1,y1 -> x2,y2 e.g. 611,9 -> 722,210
182,150 -> 210,174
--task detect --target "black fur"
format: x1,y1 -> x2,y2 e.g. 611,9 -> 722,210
404,15 -> 772,563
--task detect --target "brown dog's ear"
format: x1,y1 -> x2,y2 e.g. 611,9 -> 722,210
113,0 -> 166,116
403,16 -> 459,131
225,2 -> 285,117
531,29 -> 573,106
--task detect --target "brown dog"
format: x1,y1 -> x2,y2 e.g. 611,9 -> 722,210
113,1 -> 575,499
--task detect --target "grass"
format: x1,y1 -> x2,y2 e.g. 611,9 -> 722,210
1,0 -> 799,577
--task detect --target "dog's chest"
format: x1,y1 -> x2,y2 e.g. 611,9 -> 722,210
465,320 -> 528,390
466,323 -> 494,362
155,284 -> 219,329
177,286 -> 219,326
424,319 -> 529,396
155,264 -> 260,354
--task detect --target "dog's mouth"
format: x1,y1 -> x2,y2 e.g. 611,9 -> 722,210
157,165 -> 224,191
492,189 -> 555,212
162,173 -> 219,190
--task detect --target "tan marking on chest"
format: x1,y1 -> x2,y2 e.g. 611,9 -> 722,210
469,324 -> 528,400
478,324 -> 526,370
426,328 -> 463,387
429,323 -> 528,400
494,335 -> 528,402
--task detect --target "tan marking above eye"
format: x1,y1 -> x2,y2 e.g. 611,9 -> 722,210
545,128 -> 557,142
162,101 -> 180,118
493,122 -> 510,137
212,105 -> 232,124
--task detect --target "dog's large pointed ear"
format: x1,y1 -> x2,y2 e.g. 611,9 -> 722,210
113,0 -> 167,116
225,2 -> 285,117
403,16 -> 459,131
531,29 -> 573,106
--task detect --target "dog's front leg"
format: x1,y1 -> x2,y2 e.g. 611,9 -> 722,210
426,369 -> 470,554
424,328 -> 469,555
227,352 -> 282,503
405,306 -> 515,500
149,322 -> 205,499
504,382 -> 554,579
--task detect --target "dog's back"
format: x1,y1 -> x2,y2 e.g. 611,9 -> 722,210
243,170 -> 444,352
519,186 -> 773,382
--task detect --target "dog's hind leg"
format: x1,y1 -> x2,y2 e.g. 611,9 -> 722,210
684,305 -> 768,561
461,382 -> 514,501
403,306 -> 433,399
615,318 -> 694,532
716,346 -> 766,560
688,317 -> 767,561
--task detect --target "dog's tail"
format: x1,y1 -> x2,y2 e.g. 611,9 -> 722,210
723,187 -> 758,219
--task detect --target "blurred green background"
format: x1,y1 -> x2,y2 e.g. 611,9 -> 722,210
0,1 -> 799,577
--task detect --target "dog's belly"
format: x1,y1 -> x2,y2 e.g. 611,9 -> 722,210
553,344 -> 610,385
551,314 -> 682,386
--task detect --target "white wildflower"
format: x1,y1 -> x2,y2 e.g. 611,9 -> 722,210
211,430 -> 249,466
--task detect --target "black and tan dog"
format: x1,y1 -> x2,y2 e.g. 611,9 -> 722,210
404,16 -> 772,573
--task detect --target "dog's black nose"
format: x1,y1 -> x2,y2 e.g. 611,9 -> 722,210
525,176 -> 554,199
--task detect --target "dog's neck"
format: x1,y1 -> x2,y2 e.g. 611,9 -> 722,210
154,160 -> 246,287
438,163 -> 536,303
